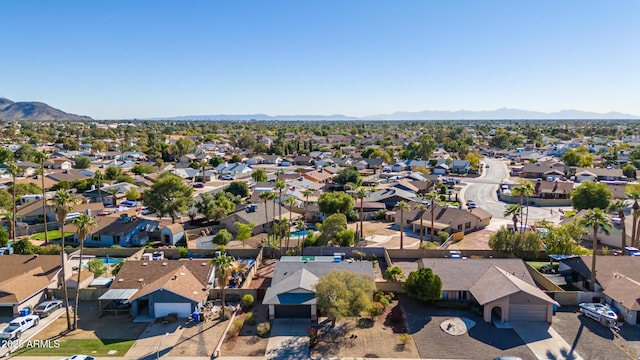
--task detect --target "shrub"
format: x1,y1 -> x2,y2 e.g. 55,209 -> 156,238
38,244 -> 62,255
399,333 -> 411,345
419,241 -> 439,249
228,319 -> 243,338
385,266 -> 405,281
374,291 -> 393,308
245,312 -> 257,325
257,322 -> 271,337
241,294 -> 255,310
372,209 -> 387,220
177,246 -> 188,258
368,302 -> 385,317
307,326 -> 319,347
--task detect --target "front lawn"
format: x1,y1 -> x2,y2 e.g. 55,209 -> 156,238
525,261 -> 550,271
31,230 -> 74,241
13,339 -> 135,357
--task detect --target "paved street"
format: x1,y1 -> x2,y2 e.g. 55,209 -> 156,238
0,308 -> 64,358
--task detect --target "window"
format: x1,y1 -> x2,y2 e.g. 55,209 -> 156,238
457,224 -> 462,231
458,291 -> 467,300
465,222 -> 471,229
92,234 -> 99,241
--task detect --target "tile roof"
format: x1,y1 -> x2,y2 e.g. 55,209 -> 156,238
110,259 -> 213,291
469,265 -> 558,305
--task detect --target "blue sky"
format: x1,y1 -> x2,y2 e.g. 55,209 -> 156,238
1,0 -> 638,119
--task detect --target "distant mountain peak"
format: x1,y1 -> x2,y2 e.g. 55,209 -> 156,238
0,98 -> 92,121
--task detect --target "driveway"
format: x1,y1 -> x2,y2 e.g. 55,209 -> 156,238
552,307 -> 635,360
124,321 -> 184,359
0,308 -> 64,358
401,296 -> 534,359
511,321 -> 583,360
265,318 -> 312,360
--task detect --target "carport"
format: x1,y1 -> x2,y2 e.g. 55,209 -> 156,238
98,288 -> 136,316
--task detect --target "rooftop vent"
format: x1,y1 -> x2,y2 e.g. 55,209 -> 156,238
142,262 -> 148,266
162,262 -> 167,266
138,278 -> 144,282
201,262 -> 207,266
171,275 -> 177,280
180,272 -> 185,276
118,279 -> 124,282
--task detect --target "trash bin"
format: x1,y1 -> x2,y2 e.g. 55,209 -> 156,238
192,311 -> 199,323
19,307 -> 31,316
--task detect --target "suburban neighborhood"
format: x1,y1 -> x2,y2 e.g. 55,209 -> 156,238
1,119 -> 640,360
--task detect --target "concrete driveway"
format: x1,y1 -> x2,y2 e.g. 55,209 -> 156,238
511,321 -> 584,360
265,318 -> 312,360
0,308 -> 64,358
124,321 -> 184,359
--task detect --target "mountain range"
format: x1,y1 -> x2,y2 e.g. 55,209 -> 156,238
154,108 -> 639,121
0,98 -> 92,121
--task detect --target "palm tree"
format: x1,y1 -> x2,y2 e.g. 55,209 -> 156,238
94,170 -> 104,204
259,192 -> 271,230
608,199 -> 627,251
415,203 -> 428,243
302,188 -> 313,220
284,196 -> 296,251
504,204 -> 523,232
512,181 -> 535,232
51,190 -> 76,331
70,214 -> 96,330
629,190 -> 640,247
6,163 -> 22,244
200,160 -> 208,185
296,220 -> 306,251
33,150 -> 49,244
274,179 -> 286,223
578,208 -> 612,291
211,254 -> 235,321
107,187 -> 119,207
423,191 -> 438,241
394,201 -> 411,249
355,187 -> 368,242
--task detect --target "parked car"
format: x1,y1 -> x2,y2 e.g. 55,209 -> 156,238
466,200 -> 477,209
220,174 -> 234,180
62,355 -> 96,360
33,300 -> 63,318
0,315 -> 39,339
193,183 -> 205,188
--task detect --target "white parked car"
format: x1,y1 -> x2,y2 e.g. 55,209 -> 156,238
62,355 -> 96,360
0,315 -> 39,339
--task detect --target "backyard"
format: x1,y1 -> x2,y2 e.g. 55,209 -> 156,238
30,230 -> 73,241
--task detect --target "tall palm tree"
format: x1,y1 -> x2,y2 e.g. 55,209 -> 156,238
423,191 -> 438,241
51,190 -> 76,331
296,220 -> 306,251
211,254 -> 235,321
394,201 -> 411,249
504,204 -> 523,233
70,214 -> 96,330
284,196 -> 296,251
415,203 -> 428,243
608,199 -> 627,251
512,181 -> 535,232
33,150 -> 49,244
259,192 -> 271,230
274,179 -> 286,223
578,208 -> 612,291
107,187 -> 119,207
302,188 -> 313,220
94,170 -> 104,204
6,163 -> 22,244
629,190 -> 640,247
355,187 -> 368,242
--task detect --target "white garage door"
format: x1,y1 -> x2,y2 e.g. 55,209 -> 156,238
154,303 -> 192,318
509,304 -> 548,322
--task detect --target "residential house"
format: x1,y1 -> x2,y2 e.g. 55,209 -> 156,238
44,158 -> 72,170
574,167 -> 637,182
451,160 -> 471,174
215,162 -> 253,177
91,214 -> 159,247
407,160 -> 431,171
400,205 -> 492,236
364,187 -> 419,210
301,169 -> 333,184
534,180 -> 573,201
15,161 -> 40,177
559,256 -> 640,325
419,258 -> 558,323
0,254 -> 69,317
519,161 -> 566,180
218,200 -> 296,237
100,260 -> 214,318
46,169 -> 93,183
263,256 -> 375,320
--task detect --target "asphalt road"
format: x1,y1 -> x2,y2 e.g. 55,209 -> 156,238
463,158 -> 567,226
0,308 -> 64,358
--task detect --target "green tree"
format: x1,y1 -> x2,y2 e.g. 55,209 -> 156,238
0,227 -> 8,247
225,181 -> 250,198
131,164 -> 156,175
314,270 -> 375,326
335,167 -> 361,186
283,196 -> 297,250
274,179 -> 286,224
318,192 -> 355,216
355,187 -> 368,241
125,187 -> 141,201
87,258 -> 107,277
214,229 -> 233,245
72,156 -> 91,169
385,266 -> 405,281
6,163 -> 22,244
212,254 -> 235,320
578,208 -> 612,290
562,149 -> 581,167
70,214 -> 96,330
504,204 -> 523,232
423,191 -> 438,241
33,150 -> 50,244
403,268 -> 442,304
622,163 -> 637,179
629,187 -> 640,247
105,166 -> 123,180
12,238 -> 38,254
608,199 -> 627,250
235,222 -> 256,244
317,213 -> 347,246
415,203 -> 428,243
335,228 -> 355,246
51,190 -> 75,331
571,181 -> 612,211
173,137 -> 196,159
144,172 -> 194,223
195,192 -> 235,222
512,180 -> 535,231
394,201 -> 411,249
251,168 -> 268,182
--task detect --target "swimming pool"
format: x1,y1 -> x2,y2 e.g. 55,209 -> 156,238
82,257 -> 124,267
290,229 -> 312,238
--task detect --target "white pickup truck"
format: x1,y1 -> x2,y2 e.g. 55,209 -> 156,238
0,315 -> 39,340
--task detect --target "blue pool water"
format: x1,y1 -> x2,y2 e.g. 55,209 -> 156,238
290,229 -> 311,238
82,257 -> 124,267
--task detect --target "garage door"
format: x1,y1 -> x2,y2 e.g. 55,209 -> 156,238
509,304 -> 548,322
0,306 -> 13,318
154,303 -> 192,318
275,305 -> 311,318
